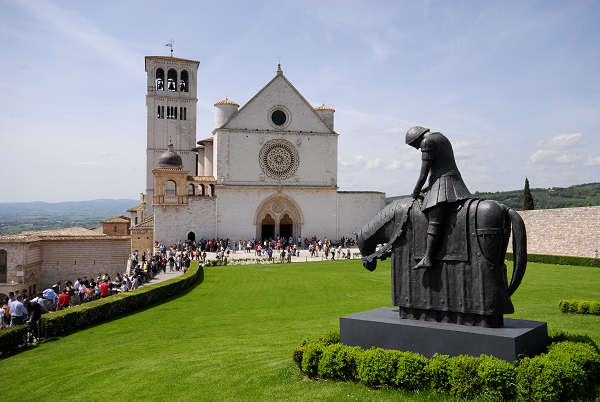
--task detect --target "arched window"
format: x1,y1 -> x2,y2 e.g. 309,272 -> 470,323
155,68 -> 164,90
180,70 -> 189,92
174,107 -> 177,119
0,250 -> 6,283
184,107 -> 187,120
165,180 -> 176,196
157,105 -> 164,119
167,69 -> 177,91
188,184 -> 195,195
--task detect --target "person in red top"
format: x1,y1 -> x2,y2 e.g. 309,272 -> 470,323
58,289 -> 71,310
100,280 -> 110,298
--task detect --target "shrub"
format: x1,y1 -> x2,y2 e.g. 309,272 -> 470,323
292,345 -> 305,369
558,299 -> 600,315
393,351 -> 429,391
319,329 -> 340,346
447,355 -> 482,399
357,348 -> 398,387
505,252 -> 600,268
477,354 -> 517,400
517,350 -> 587,401
548,341 -> 600,397
427,353 -> 452,393
318,343 -> 362,381
301,342 -> 325,378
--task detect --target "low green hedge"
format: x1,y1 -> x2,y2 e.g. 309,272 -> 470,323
505,252 -> 600,268
0,262 -> 204,357
294,330 -> 600,401
559,299 -> 600,315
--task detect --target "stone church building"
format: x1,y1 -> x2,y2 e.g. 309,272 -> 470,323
130,56 -> 385,247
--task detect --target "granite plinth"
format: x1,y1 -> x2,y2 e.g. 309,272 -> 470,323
340,307 -> 547,362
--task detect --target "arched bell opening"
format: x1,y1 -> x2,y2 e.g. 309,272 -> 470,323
167,69 -> 177,92
180,70 -> 189,92
187,184 -> 195,195
155,68 -> 164,90
261,214 -> 275,240
187,231 -> 196,242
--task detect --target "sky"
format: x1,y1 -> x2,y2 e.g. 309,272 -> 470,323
0,0 -> 599,202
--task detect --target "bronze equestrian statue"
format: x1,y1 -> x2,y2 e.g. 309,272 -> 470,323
356,126 -> 527,328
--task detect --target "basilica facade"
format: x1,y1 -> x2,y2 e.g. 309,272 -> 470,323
130,56 -> 385,245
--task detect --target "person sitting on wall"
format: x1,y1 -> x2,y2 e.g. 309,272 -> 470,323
58,288 -> 71,310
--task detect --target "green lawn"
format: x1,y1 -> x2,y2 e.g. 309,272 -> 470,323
2,260 -> 600,401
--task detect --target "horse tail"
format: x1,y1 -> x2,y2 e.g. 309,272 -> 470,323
507,208 -> 527,296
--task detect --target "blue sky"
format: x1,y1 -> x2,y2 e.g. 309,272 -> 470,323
1,0 -> 599,202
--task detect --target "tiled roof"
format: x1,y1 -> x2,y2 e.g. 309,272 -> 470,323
101,217 -> 130,224
133,217 -> 154,229
314,104 -> 335,112
214,98 -> 239,107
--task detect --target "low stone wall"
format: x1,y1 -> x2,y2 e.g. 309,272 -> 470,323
508,206 -> 600,258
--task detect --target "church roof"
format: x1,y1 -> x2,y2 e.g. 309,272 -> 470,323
157,144 -> 183,168
214,66 -> 336,134
314,104 -> 335,112
214,98 -> 239,107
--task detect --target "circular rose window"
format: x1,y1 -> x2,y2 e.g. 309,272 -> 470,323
271,110 -> 287,126
259,139 -> 299,180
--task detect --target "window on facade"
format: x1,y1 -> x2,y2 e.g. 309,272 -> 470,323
0,250 -> 6,283
157,105 -> 165,119
156,68 -> 164,90
165,180 -> 177,196
184,107 -> 187,120
180,70 -> 189,92
174,107 -> 177,119
167,69 -> 177,91
114,225 -> 117,232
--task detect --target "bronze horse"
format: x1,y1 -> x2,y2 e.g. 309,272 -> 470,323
356,197 -> 527,327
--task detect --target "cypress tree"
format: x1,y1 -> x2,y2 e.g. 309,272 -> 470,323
523,177 -> 535,210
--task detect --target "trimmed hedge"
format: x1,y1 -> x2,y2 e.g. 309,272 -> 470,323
294,330 -> 600,401
559,299 -> 600,315
506,252 -> 600,268
0,263 -> 204,357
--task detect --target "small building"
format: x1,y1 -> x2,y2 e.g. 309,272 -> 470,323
0,221 -> 130,300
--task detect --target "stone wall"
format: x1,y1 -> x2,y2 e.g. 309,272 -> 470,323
131,229 -> 154,255
507,206 -> 600,257
39,239 -> 130,288
154,197 -> 217,243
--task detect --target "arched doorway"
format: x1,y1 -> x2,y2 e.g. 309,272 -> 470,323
254,194 -> 303,241
280,213 -> 293,239
187,231 -> 196,242
261,214 -> 275,240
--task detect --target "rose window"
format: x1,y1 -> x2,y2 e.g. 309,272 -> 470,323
259,139 -> 299,180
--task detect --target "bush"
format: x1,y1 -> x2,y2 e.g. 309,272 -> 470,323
558,299 -> 600,315
357,348 -> 398,386
393,351 -> 429,390
0,325 -> 29,356
477,354 -> 517,400
301,342 -> 325,378
318,343 -> 362,381
318,329 -> 340,346
506,252 -> 600,268
294,331 -> 600,401
427,353 -> 452,393
548,341 -> 600,397
447,355 -> 482,399
292,345 -> 305,369
0,263 -> 204,356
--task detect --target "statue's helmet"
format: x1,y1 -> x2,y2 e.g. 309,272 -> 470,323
405,126 -> 430,146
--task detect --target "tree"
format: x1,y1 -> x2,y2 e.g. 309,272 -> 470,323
523,177 -> 535,210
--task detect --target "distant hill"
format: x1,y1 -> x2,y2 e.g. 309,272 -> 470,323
386,183 -> 600,210
0,199 -> 138,234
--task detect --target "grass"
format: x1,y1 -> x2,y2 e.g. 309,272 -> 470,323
1,259 -> 600,401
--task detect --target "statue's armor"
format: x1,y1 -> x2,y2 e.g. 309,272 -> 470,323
420,132 -> 471,211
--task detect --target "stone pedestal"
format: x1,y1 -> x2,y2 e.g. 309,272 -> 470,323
340,307 -> 547,362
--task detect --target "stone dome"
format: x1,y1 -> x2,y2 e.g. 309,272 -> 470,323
158,144 -> 182,168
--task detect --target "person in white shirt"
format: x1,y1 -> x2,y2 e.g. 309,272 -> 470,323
10,296 -> 27,326
593,250 -> 598,259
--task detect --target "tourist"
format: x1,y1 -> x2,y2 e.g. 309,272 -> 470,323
594,250 -> 598,259
10,296 -> 27,326
24,298 -> 42,342
100,280 -> 110,298
58,289 -> 71,310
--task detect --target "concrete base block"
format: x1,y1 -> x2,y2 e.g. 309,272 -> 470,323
340,307 -> 547,362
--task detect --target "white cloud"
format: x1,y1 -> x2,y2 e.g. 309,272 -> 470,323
340,155 -> 366,167
366,158 -> 382,169
548,133 -> 582,148
529,149 -> 558,163
555,153 -> 579,164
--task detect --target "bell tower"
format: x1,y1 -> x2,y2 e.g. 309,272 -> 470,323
144,56 -> 200,215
